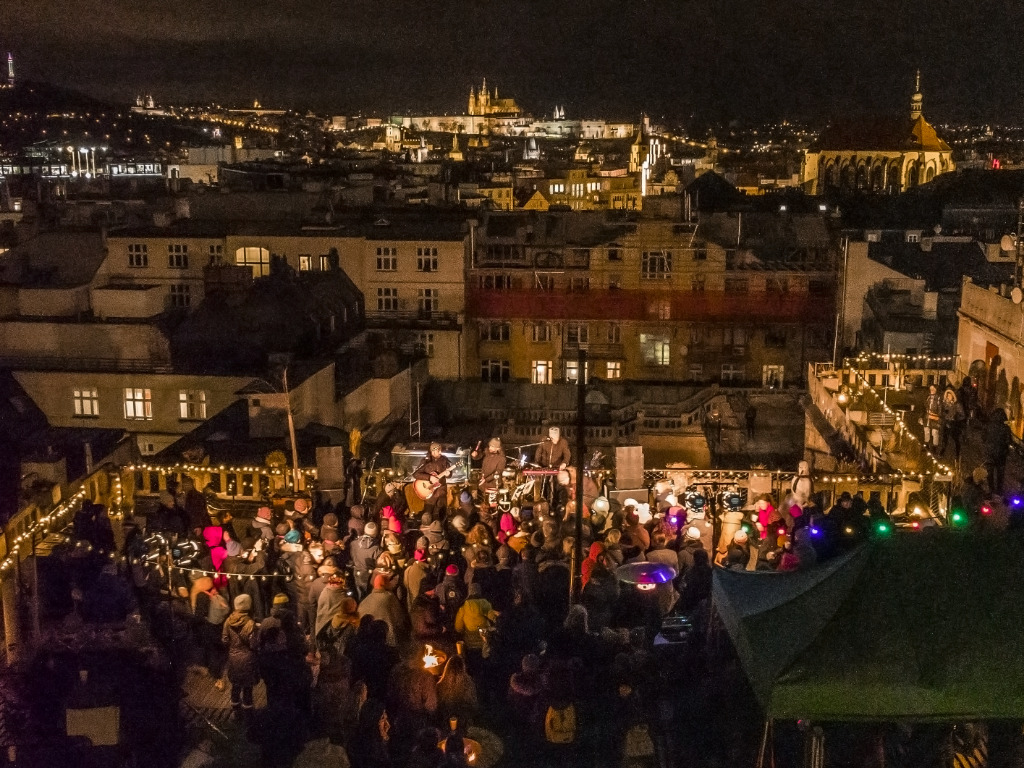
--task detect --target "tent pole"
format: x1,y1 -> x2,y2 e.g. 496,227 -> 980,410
756,717 -> 771,768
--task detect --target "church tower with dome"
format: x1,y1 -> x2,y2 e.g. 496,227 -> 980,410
801,72 -> 955,195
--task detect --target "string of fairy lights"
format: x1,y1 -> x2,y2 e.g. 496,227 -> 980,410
0,488 -> 89,579
848,352 -> 957,368
846,366 -> 954,478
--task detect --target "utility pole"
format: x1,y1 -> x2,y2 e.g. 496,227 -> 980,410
572,350 -> 586,603
282,367 -> 301,493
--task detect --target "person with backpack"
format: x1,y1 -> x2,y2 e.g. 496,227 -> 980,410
191,576 -> 229,682
222,593 -> 260,715
543,663 -> 578,765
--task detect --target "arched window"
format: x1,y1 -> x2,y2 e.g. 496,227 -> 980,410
235,247 -> 271,277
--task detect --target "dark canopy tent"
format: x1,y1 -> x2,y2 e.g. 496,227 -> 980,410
712,533 -> 1024,721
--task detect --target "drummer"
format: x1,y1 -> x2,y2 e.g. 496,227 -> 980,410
413,442 -> 451,518
471,437 -> 507,492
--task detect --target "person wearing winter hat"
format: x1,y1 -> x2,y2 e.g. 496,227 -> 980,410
357,573 -> 409,647
250,506 -> 275,542
676,526 -> 707,578
455,581 -> 497,653
403,546 -> 432,611
347,504 -> 366,540
320,512 -> 339,542
413,441 -> 452,518
223,593 -> 259,712
473,436 -> 507,492
437,563 -> 467,620
307,557 -> 338,633
349,520 -> 381,598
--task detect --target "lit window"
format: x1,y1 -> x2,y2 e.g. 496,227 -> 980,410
179,390 -> 207,420
299,255 -> 313,271
168,244 -> 189,269
235,246 -> 271,277
377,287 -> 398,311
531,360 -> 553,384
640,334 -> 670,366
641,250 -> 672,280
169,284 -> 191,307
480,359 -> 510,383
124,388 -> 153,420
73,388 -> 99,417
320,254 -> 330,271
128,244 -> 148,268
566,360 -> 589,383
418,288 -> 438,313
606,361 -> 621,379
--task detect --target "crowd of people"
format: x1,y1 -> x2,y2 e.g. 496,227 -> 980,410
76,406 -> 1017,768
119,444 -> 758,767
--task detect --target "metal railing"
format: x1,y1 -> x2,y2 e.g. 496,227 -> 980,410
0,355 -> 174,374
364,310 -> 461,329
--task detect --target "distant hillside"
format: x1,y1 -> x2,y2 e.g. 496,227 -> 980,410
0,79 -> 115,113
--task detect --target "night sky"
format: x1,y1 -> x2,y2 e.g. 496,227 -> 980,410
3,0 -> 1023,123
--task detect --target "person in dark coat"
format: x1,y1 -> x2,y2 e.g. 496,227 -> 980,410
351,522 -> 383,598
182,476 -> 211,535
222,593 -> 260,712
258,622 -> 312,715
581,560 -> 619,632
347,698 -> 392,768
984,408 -> 1013,495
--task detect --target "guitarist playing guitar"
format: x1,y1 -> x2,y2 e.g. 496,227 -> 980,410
413,442 -> 452,517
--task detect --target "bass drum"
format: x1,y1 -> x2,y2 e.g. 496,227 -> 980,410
404,482 -> 426,514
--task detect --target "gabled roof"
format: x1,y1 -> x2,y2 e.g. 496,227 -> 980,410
814,116 -> 950,153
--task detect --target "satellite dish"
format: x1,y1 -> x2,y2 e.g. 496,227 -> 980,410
1012,287 -> 1023,305
1001,234 -> 1016,252
679,344 -> 689,357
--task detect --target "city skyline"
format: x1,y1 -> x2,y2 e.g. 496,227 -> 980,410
3,0 -> 1023,122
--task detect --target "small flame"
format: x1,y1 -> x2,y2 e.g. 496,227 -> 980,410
423,644 -> 440,669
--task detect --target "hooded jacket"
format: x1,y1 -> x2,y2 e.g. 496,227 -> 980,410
222,610 -> 259,686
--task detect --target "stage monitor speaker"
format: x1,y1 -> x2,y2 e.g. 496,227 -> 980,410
615,446 -> 644,489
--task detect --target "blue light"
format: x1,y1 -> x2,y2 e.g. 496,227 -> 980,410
1011,497 -> 1022,508
810,527 -> 820,536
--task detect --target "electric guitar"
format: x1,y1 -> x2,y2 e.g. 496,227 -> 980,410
413,463 -> 458,500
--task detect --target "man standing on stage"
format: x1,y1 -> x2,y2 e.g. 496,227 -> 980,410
535,426 -> 571,504
414,442 -> 452,518
472,437 -> 507,492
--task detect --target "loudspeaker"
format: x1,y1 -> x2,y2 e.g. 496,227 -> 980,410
316,446 -> 346,492
615,446 -> 644,489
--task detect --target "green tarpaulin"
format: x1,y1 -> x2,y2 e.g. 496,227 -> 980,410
712,533 -> 1024,721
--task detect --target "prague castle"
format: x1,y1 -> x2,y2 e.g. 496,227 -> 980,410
467,78 -> 522,117
802,73 -> 954,194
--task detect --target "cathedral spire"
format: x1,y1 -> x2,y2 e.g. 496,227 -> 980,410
910,69 -> 923,121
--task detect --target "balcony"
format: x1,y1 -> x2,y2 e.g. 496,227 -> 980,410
467,288 -> 836,323
561,342 -> 625,359
364,309 -> 462,330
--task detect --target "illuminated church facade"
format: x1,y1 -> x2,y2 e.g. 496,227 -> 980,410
802,74 -> 955,195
